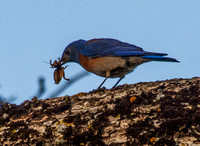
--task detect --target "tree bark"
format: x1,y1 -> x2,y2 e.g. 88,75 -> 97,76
0,77 -> 200,145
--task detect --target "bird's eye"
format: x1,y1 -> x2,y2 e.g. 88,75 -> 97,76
65,50 -> 70,54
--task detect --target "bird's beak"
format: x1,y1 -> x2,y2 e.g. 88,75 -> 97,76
61,54 -> 68,65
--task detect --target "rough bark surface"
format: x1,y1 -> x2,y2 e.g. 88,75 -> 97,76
0,77 -> 200,145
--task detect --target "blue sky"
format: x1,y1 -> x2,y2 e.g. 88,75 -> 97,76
0,1 -> 199,104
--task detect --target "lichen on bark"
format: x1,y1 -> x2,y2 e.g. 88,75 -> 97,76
0,77 -> 200,145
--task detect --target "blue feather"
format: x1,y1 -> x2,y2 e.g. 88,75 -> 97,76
142,55 -> 179,62
80,39 -> 179,62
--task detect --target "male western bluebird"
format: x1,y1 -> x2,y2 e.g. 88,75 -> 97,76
61,38 -> 179,88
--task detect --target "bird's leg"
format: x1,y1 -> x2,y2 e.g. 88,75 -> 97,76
98,78 -> 108,89
112,77 -> 124,88
98,70 -> 111,89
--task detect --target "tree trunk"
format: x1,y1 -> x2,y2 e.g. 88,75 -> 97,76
0,77 -> 200,145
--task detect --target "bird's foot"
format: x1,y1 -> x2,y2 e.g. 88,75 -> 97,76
89,87 -> 106,94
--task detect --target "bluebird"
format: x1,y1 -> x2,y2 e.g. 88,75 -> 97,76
61,38 -> 179,88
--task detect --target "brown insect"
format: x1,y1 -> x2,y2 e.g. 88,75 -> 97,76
50,58 -> 70,84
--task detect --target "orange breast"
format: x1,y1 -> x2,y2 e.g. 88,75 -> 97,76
79,54 -> 96,72
79,54 -> 111,73
79,53 -> 127,77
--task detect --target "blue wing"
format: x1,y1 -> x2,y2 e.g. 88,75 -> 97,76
81,38 -> 145,57
96,46 -> 168,57
81,38 -> 179,62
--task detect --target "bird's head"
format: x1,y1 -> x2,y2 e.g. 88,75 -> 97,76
61,39 -> 86,65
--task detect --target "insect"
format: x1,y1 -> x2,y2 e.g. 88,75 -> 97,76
50,58 -> 70,84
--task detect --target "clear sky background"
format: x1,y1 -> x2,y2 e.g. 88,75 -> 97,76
0,1 -> 199,104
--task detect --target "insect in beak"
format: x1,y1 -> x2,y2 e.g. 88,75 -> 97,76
49,58 -> 70,84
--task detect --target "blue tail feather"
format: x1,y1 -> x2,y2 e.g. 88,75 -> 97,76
142,55 -> 179,62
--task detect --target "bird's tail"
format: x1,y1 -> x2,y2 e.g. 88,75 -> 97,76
142,55 -> 179,62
